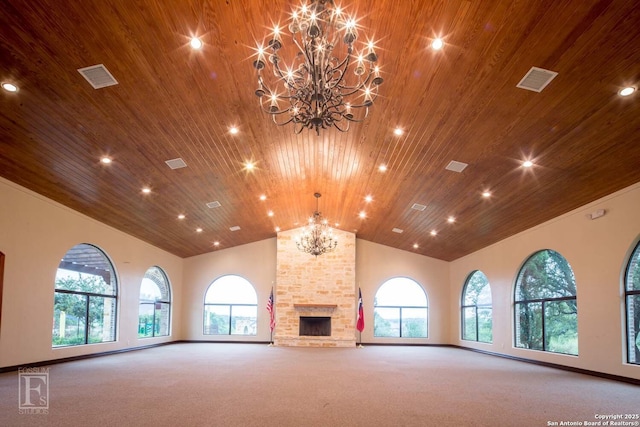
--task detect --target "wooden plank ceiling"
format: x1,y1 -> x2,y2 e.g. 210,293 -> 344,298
1,0 -> 639,261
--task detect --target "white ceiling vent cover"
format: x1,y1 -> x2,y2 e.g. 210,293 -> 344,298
392,228 -> 404,234
445,160 -> 468,173
206,201 -> 221,209
229,226 -> 241,231
165,158 -> 187,169
77,64 -> 119,89
411,203 -> 427,211
516,67 -> 558,92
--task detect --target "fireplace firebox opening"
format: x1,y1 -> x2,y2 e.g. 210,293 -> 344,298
299,316 -> 331,337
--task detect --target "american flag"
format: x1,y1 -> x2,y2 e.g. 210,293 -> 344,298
266,289 -> 275,332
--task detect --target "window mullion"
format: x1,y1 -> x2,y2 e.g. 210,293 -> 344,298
84,294 -> 90,344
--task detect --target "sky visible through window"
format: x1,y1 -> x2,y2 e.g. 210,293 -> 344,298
205,275 -> 257,304
375,277 -> 427,306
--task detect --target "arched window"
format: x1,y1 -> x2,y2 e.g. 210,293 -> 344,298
204,275 -> 257,335
514,249 -> 578,355
624,240 -> 640,365
374,277 -> 428,338
138,266 -> 171,338
461,270 -> 493,343
53,244 -> 117,347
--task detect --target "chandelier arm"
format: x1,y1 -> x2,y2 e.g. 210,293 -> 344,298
271,58 -> 303,94
332,120 -> 350,132
272,113 -> 296,126
258,96 -> 300,117
335,71 -> 374,94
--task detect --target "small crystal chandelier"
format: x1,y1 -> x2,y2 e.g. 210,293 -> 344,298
253,0 -> 383,135
296,193 -> 338,257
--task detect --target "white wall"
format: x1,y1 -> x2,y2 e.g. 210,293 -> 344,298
0,178 -> 183,368
181,238 -> 277,341
449,183 -> 640,380
356,240 -> 451,344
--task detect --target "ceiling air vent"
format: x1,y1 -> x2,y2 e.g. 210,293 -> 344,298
411,203 -> 427,211
165,158 -> 187,169
229,226 -> 241,231
206,201 -> 221,209
516,67 -> 558,92
392,228 -> 404,234
445,160 -> 468,173
77,64 -> 118,89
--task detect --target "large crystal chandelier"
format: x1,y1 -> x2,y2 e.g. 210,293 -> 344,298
253,0 -> 383,135
296,193 -> 338,257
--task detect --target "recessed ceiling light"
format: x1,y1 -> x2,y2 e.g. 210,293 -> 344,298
100,156 -> 112,164
431,38 -> 444,50
378,164 -> 387,172
268,210 -> 274,217
365,195 -> 373,203
430,230 -> 437,236
142,187 -> 151,194
2,82 -> 18,92
619,86 -> 635,97
447,216 -> 456,224
522,160 -> 533,168
196,228 -> 203,233
245,161 -> 255,170
213,241 -> 220,246
229,126 -> 239,134
259,194 -> 267,201
334,222 -> 339,227
482,190 -> 492,198
190,37 -> 203,49
359,211 -> 366,219
177,214 -> 185,220
413,243 -> 419,249
275,226 -> 280,232
393,127 -> 403,136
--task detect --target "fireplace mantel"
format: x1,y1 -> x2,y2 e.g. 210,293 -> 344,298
293,303 -> 337,310
293,304 -> 338,313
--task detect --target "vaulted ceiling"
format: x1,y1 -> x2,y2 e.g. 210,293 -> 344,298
1,0 -> 639,261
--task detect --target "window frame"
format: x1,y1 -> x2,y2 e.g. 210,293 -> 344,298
624,239 -> 640,365
513,249 -> 578,355
138,266 -> 172,339
53,243 -> 118,347
203,275 -> 258,336
461,270 -> 493,343
373,277 -> 429,339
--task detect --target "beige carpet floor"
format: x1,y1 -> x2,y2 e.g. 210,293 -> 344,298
0,343 -> 637,426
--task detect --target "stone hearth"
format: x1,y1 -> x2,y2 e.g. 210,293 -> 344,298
274,228 -> 356,347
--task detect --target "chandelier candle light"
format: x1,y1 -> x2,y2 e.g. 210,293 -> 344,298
296,193 -> 338,257
253,0 -> 383,135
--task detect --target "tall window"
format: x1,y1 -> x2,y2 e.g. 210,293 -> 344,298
625,240 -> 640,365
53,244 -> 117,347
514,249 -> 578,355
374,277 -> 428,338
204,275 -> 257,335
138,266 -> 171,338
461,270 -> 493,343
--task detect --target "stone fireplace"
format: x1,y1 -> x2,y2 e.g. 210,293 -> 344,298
274,228 -> 356,347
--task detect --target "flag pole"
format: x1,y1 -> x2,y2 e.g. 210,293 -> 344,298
267,286 -> 275,347
356,287 -> 364,349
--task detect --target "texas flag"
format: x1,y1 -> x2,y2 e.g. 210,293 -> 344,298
356,288 -> 365,332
